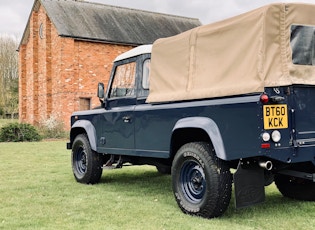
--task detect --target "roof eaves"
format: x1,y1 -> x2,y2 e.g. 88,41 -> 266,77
59,34 -> 143,47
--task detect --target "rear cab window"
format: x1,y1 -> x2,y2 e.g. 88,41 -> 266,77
138,59 -> 150,98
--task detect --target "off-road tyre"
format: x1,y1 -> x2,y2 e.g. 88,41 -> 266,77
72,134 -> 103,184
171,142 -> 232,218
275,174 -> 315,201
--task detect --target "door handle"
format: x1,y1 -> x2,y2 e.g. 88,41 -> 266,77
122,116 -> 131,123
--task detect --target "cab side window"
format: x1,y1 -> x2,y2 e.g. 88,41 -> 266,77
110,62 -> 136,98
138,59 -> 150,98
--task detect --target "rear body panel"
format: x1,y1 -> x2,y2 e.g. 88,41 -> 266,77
73,94 -> 262,160
292,86 -> 315,147
262,86 -> 315,166
71,85 -> 315,166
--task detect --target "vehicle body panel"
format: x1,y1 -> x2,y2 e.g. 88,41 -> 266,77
70,52 -> 315,166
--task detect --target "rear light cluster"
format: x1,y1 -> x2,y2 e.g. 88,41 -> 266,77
261,131 -> 281,142
260,93 -> 282,149
260,93 -> 285,104
261,130 -> 282,149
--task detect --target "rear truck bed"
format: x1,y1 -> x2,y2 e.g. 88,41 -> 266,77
234,85 -> 315,208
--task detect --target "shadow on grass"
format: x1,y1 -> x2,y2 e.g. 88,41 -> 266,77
96,167 -> 312,219
98,166 -> 173,196
223,185 -> 311,219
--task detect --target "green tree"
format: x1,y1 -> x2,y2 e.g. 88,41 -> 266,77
0,35 -> 18,118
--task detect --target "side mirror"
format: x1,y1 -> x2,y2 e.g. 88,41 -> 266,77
97,82 -> 105,98
97,82 -> 106,108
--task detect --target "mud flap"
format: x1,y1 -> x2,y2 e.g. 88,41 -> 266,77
234,162 -> 265,208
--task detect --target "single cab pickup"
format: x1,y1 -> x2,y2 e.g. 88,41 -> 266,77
67,3 -> 315,218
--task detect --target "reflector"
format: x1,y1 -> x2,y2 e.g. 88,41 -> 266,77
261,143 -> 271,149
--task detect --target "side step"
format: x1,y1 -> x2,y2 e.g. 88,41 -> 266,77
102,155 -> 123,169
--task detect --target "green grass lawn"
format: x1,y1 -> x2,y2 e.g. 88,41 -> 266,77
0,141 -> 314,229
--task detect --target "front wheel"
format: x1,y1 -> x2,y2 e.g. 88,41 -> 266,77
72,134 -> 103,184
171,142 -> 232,218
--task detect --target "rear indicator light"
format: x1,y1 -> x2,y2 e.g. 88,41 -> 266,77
260,94 -> 269,104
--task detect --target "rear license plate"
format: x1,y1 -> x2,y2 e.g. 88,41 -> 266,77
263,105 -> 288,130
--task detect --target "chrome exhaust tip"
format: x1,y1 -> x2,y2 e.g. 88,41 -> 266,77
259,161 -> 273,171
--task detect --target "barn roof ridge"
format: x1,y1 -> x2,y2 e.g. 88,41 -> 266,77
19,0 -> 201,48
66,0 -> 200,22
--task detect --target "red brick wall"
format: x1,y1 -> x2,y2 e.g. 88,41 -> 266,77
58,39 -> 133,128
19,3 -> 134,129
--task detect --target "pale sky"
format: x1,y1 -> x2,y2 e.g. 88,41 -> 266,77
1,0 -> 315,38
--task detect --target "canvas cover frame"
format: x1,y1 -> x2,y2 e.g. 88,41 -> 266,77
147,3 -> 315,103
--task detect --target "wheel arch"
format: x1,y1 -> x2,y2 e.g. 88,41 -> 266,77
170,117 -> 227,160
70,120 -> 97,151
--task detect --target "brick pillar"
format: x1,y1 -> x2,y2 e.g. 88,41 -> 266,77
18,45 -> 27,122
46,16 -> 52,118
32,11 -> 39,125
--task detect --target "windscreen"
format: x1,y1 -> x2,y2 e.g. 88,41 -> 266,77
290,25 -> 315,66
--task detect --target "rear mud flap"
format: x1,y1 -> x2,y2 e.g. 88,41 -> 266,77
234,163 -> 265,209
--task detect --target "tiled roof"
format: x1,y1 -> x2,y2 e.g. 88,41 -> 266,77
20,0 -> 201,46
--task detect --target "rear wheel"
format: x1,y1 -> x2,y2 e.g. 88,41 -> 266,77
171,142 -> 232,218
275,174 -> 315,201
72,134 -> 103,184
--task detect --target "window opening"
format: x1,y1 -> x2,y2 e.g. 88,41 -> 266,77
290,25 -> 315,66
138,59 -> 150,98
110,62 -> 136,98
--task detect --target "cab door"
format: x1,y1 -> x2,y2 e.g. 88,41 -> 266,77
134,56 -> 173,158
100,59 -> 137,155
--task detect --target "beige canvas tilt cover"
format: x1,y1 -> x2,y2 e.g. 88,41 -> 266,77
147,3 -> 315,103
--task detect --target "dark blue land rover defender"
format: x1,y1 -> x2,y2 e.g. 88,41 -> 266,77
67,3 -> 315,218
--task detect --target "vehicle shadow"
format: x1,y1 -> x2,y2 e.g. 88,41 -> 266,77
224,185 -> 311,219
98,168 -> 312,220
98,166 -> 173,196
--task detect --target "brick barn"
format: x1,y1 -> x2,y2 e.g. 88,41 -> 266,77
18,0 -> 201,129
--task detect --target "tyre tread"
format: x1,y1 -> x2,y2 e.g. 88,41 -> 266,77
72,134 -> 103,184
172,142 -> 232,218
